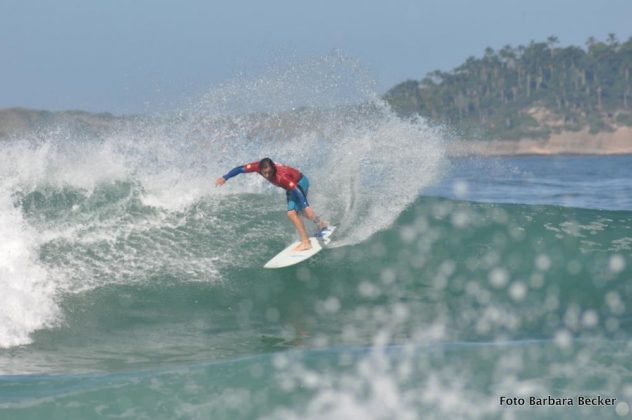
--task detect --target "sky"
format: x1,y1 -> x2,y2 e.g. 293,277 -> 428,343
2,0 -> 632,114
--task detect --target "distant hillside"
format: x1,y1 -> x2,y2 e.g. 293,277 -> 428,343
0,108 -> 126,140
384,35 -> 632,140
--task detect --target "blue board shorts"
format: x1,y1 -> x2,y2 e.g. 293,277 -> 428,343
286,176 -> 310,212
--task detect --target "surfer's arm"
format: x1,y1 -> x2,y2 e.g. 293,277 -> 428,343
214,167 -> 240,187
216,162 -> 260,186
222,166 -> 246,180
215,166 -> 244,186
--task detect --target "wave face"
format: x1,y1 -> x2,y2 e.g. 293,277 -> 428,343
2,59 -> 631,418
2,192 -> 631,418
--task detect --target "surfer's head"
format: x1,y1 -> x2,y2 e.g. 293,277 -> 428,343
259,157 -> 276,179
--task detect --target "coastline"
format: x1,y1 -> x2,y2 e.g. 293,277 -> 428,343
447,126 -> 632,157
2,107 -> 632,156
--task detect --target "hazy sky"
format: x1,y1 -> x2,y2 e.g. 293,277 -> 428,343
2,0 -> 631,114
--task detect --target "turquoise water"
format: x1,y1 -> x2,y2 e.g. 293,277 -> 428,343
1,74 -> 632,417
426,155 -> 632,211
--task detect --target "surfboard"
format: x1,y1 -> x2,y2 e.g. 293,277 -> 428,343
263,226 -> 336,269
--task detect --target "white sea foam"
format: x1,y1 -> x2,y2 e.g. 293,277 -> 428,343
0,188 -> 59,348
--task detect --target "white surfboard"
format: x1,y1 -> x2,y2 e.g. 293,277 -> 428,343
263,226 -> 336,269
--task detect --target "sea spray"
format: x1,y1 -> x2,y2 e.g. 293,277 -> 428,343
0,54 -> 446,349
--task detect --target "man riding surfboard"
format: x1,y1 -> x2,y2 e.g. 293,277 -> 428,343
215,158 -> 328,251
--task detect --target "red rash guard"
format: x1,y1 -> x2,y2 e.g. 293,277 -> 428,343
225,161 -> 303,191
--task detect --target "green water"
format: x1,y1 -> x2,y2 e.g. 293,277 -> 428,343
2,181 -> 632,418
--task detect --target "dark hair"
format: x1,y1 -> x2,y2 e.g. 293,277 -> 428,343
259,157 -> 276,175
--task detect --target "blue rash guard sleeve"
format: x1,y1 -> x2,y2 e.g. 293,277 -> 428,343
223,166 -> 246,180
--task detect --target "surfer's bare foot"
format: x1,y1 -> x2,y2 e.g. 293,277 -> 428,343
294,241 -> 312,251
318,220 -> 329,230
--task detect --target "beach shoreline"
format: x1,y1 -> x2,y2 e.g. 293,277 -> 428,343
447,126 -> 632,156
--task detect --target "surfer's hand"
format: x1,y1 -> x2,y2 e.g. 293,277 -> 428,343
215,177 -> 226,187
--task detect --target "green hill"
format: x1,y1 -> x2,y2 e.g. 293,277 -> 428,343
384,35 -> 632,140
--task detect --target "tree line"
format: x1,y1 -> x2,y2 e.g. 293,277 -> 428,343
384,35 -> 632,139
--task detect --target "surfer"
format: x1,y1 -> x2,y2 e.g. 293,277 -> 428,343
215,158 -> 328,251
